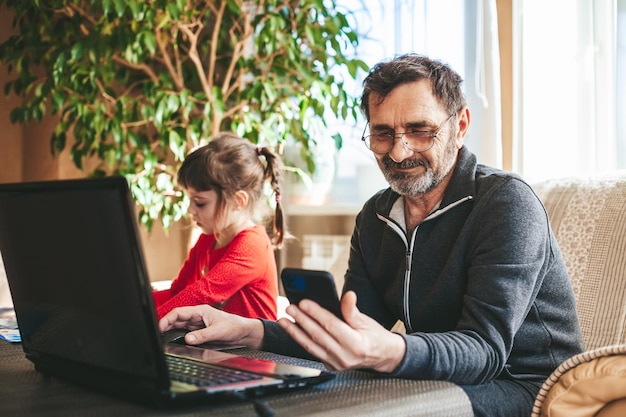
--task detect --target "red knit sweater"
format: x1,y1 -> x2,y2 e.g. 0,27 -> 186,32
152,224 -> 278,320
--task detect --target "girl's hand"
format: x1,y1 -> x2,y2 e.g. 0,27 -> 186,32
158,305 -> 265,350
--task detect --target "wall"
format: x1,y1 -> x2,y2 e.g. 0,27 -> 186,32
0,6 -> 188,283
496,0 -> 513,171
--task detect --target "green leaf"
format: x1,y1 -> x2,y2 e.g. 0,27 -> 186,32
105,148 -> 117,169
166,2 -> 181,20
102,0 -> 112,15
113,0 -> 126,17
70,43 -> 83,62
166,94 -> 179,113
169,129 -> 185,161
144,152 -> 157,171
331,133 -> 342,150
51,130 -> 67,154
156,171 -> 173,191
128,1 -> 143,20
142,31 -> 157,55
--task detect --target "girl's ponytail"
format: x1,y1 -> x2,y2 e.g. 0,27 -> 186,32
257,146 -> 286,248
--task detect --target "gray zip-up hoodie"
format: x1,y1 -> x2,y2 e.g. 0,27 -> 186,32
264,146 -> 583,385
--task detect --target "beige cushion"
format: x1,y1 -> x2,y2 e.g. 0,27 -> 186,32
532,173 -> 626,350
597,398 -> 626,417
532,345 -> 626,417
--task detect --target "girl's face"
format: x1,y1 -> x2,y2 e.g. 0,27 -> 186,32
185,188 -> 221,235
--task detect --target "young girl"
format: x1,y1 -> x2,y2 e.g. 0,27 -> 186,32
152,132 -> 285,321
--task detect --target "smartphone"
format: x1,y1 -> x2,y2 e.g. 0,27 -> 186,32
280,268 -> 343,320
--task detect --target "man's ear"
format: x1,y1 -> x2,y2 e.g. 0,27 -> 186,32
455,106 -> 471,148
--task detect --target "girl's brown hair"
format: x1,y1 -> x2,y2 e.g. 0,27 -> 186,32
177,132 -> 286,248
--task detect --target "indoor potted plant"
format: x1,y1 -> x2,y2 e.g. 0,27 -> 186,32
0,0 -> 367,230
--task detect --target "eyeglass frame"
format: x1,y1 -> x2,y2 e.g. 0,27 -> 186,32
361,112 -> 456,154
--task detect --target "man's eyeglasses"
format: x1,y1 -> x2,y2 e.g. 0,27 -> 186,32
361,113 -> 456,154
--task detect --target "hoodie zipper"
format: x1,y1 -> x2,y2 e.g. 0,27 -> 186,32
377,195 -> 473,333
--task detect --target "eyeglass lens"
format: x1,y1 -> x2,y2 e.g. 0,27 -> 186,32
362,113 -> 454,154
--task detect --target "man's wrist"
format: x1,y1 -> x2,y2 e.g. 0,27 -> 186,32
375,332 -> 407,373
242,317 -> 265,350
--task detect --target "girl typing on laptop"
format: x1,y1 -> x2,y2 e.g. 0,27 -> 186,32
152,133 -> 285,321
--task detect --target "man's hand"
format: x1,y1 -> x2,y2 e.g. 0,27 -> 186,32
278,291 -> 406,373
158,305 -> 264,350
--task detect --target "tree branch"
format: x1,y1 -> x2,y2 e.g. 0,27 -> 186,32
177,21 -> 211,99
206,2 -> 227,93
220,11 -> 253,98
62,3 -> 97,36
111,54 -> 160,84
221,99 -> 249,120
155,19 -> 184,90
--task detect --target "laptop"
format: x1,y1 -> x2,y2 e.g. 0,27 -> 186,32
0,177 -> 334,407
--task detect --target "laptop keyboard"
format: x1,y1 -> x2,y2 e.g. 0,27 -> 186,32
166,355 -> 264,387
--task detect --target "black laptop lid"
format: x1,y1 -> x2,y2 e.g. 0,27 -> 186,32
0,177 -> 168,384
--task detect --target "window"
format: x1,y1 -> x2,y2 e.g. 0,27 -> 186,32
327,0 -> 501,204
514,0 -> 626,182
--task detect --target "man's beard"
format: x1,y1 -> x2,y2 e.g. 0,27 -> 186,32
377,136 -> 459,197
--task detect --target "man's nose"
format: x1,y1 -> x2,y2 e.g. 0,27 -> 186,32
387,136 -> 413,163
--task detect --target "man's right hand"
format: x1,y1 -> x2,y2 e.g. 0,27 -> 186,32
158,305 -> 265,350
278,291 -> 406,373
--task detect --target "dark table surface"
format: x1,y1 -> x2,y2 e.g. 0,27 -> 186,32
0,341 -> 472,417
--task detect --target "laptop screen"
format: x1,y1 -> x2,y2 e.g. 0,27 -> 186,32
0,178 -> 166,381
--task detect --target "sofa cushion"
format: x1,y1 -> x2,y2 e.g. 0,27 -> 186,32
531,345 -> 626,417
532,173 -> 626,350
597,399 -> 626,417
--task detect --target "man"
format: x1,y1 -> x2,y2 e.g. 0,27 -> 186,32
159,54 -> 584,416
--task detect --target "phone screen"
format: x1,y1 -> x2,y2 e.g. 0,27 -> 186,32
280,268 -> 343,320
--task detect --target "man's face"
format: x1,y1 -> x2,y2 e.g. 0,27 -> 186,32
368,80 -> 464,197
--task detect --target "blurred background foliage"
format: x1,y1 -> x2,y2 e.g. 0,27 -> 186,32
0,0 -> 367,230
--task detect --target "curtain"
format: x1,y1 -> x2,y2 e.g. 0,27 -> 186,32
463,0 -> 503,169
513,0 -> 623,182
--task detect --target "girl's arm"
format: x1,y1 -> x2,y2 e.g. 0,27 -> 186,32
156,227 -> 272,318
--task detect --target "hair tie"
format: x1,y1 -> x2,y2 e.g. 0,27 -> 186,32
275,194 -> 281,203
257,146 -> 263,156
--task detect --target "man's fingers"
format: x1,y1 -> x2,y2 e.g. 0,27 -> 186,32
278,317 -> 338,364
340,291 -> 360,325
281,302 -> 350,367
184,328 -> 209,344
158,306 -> 198,332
